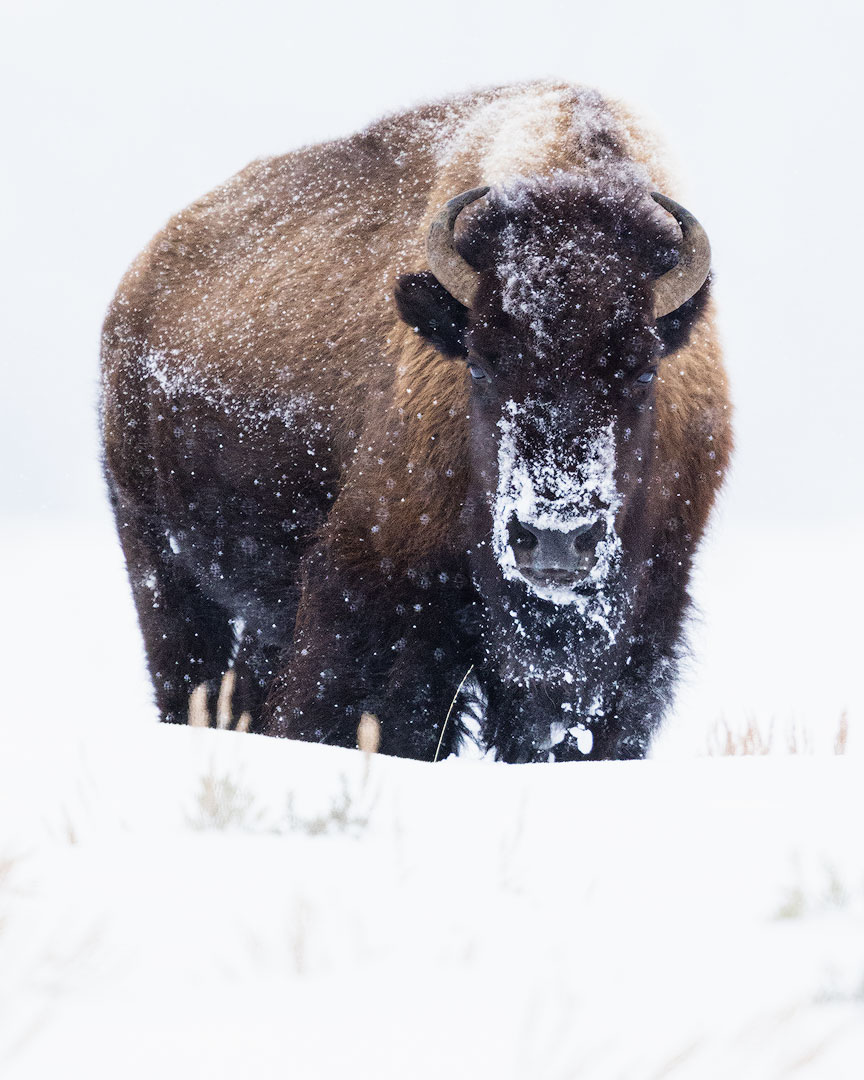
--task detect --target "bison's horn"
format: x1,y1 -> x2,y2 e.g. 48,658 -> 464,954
651,192 -> 711,319
426,186 -> 490,308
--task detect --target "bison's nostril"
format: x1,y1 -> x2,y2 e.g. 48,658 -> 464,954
570,519 -> 604,552
508,517 -> 538,550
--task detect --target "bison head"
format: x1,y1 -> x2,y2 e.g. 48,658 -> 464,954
395,173 -> 710,687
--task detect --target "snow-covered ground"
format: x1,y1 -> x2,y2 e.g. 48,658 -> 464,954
2,710 -> 863,1079
1,513 -> 862,1078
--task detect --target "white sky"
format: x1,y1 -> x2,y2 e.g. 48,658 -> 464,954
1,0 -> 862,527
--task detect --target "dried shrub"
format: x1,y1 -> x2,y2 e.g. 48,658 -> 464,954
707,712 -> 851,756
284,775 -> 372,837
188,770 -> 263,831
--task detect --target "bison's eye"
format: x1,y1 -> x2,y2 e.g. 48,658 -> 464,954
468,364 -> 487,381
636,368 -> 657,385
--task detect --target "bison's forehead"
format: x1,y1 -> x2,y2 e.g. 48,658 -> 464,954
463,172 -> 680,373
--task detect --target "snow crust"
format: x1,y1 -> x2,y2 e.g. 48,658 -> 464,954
144,348 -> 313,429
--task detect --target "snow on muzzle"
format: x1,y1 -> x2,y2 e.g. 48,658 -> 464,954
492,403 -> 623,607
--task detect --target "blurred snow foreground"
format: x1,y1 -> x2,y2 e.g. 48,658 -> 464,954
2,717 -> 863,1079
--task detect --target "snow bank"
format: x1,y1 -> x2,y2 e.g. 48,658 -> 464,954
2,716 -> 863,1078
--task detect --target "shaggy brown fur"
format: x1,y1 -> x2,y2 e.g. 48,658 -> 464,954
101,81 -> 732,760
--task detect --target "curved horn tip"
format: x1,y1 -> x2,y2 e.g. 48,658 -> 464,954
650,191 -> 676,212
446,185 -> 491,212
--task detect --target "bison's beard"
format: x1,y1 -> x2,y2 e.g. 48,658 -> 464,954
470,546 -> 637,713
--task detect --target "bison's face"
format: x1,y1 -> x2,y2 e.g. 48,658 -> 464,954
461,291 -> 662,638
396,174 -> 709,620
462,342 -> 658,615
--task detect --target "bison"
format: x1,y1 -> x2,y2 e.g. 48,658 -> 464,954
101,81 -> 732,762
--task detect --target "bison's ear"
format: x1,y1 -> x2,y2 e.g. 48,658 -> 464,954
394,272 -> 469,358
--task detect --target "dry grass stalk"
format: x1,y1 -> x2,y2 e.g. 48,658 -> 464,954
188,671 -> 253,732
434,663 -> 475,762
707,715 -> 772,756
358,712 -> 380,785
786,722 -> 813,755
357,712 -> 380,755
835,710 -> 849,755
188,682 -> 211,727
216,669 -> 236,729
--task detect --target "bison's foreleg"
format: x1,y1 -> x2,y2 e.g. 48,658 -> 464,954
481,676 -> 654,763
262,545 -> 478,759
110,492 -> 236,724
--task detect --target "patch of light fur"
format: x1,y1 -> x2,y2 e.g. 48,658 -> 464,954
492,400 -> 623,636
436,84 -> 568,186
